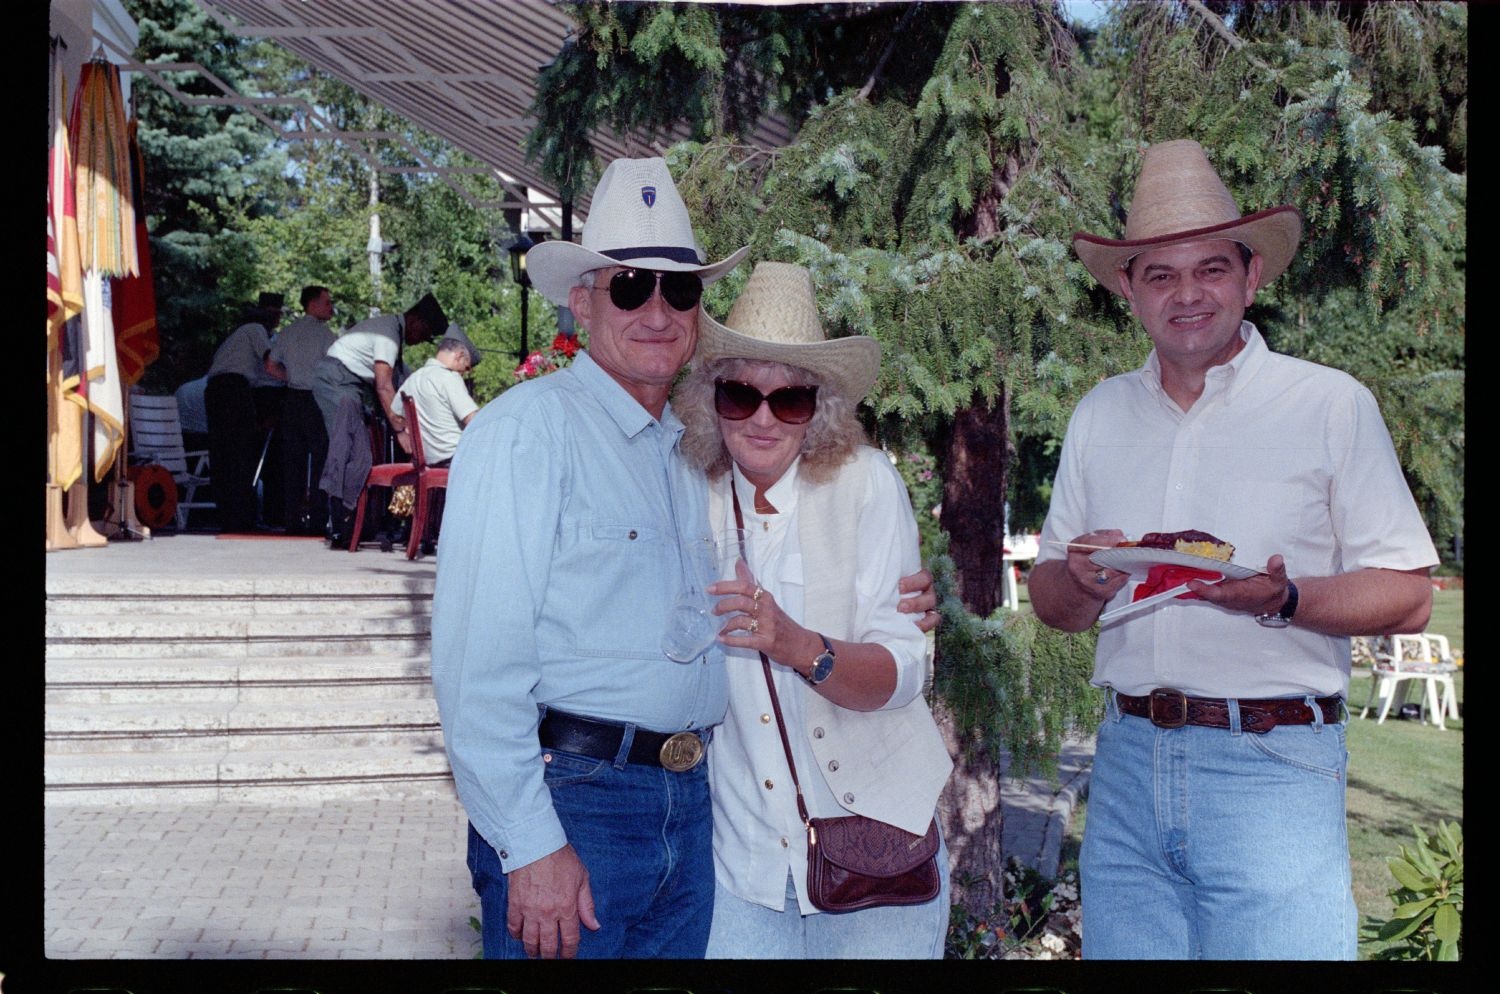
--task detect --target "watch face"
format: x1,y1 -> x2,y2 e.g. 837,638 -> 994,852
810,652 -> 835,684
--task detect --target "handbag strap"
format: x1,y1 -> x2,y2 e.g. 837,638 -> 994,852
731,478 -> 813,831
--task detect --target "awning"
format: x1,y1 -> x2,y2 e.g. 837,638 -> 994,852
95,0 -> 793,235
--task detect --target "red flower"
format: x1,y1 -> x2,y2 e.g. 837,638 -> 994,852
551,332 -> 580,358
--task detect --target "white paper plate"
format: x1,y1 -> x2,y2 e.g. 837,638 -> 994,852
1089,546 -> 1261,580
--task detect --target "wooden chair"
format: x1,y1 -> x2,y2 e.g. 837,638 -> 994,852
127,390 -> 215,530
401,394 -> 450,560
1359,633 -> 1460,729
347,422 -> 415,553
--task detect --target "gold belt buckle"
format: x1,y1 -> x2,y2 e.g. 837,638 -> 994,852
658,732 -> 704,772
1148,688 -> 1189,729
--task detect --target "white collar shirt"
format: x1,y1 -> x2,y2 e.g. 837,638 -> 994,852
1036,323 -> 1437,699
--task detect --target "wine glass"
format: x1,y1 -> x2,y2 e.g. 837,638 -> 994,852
661,533 -> 720,663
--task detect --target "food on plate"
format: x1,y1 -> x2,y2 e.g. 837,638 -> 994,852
1121,529 -> 1235,562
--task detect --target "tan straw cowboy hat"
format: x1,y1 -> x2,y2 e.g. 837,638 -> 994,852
696,261 -> 881,403
1073,139 -> 1302,292
525,157 -> 750,307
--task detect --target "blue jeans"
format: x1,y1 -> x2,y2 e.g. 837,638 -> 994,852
705,833 -> 949,959
1080,691 -> 1357,959
466,738 -> 714,959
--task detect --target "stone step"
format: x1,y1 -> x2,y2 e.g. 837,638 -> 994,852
45,698 -> 442,754
44,655 -> 435,705
45,614 -> 432,659
45,592 -> 433,617
45,613 -> 432,642
46,572 -> 436,600
45,746 -> 458,807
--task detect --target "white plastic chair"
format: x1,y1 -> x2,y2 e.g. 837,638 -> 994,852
1359,633 -> 1460,729
128,391 -> 215,530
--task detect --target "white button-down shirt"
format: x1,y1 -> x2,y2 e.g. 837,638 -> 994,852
1036,323 -> 1438,699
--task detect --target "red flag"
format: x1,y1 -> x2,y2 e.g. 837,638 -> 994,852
112,117 -> 159,386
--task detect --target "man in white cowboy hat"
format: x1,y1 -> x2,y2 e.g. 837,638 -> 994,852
432,158 -> 938,960
432,157 -> 742,961
1029,139 -> 1437,959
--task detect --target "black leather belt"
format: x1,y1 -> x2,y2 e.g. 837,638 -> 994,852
1116,689 -> 1344,734
538,709 -> 707,772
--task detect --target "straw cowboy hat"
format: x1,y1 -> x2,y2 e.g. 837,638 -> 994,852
696,261 -> 881,404
525,157 -> 750,307
1073,139 -> 1302,293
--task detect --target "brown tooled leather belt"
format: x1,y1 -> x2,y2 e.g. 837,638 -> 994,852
1116,688 -> 1344,734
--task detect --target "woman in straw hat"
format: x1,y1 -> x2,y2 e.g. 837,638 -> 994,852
675,261 -> 953,958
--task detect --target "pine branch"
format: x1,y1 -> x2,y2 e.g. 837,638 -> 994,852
1182,0 -> 1274,77
857,3 -> 923,102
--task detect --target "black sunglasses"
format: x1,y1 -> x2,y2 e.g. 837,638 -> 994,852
602,268 -> 704,312
714,378 -> 819,425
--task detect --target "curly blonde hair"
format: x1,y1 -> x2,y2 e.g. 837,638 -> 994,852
675,358 -> 867,484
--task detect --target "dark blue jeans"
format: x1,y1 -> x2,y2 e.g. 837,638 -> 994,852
467,743 -> 714,959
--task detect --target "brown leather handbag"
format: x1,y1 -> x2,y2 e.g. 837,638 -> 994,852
732,480 -> 941,913
758,651 -> 941,913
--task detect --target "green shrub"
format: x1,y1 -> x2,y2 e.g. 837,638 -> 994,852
1366,821 -> 1463,961
930,551 -> 1104,777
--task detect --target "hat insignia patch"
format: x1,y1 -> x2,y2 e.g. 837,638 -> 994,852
641,186 -> 656,207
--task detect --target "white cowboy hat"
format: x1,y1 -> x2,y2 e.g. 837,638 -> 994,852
695,261 -> 881,404
525,157 -> 750,306
1073,139 -> 1303,293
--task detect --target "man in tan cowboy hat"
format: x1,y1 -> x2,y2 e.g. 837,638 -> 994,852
1029,139 -> 1438,958
431,158 -> 938,960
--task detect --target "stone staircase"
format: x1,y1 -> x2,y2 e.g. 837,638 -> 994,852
45,570 -> 456,806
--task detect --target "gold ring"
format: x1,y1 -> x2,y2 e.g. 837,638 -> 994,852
747,618 -> 760,634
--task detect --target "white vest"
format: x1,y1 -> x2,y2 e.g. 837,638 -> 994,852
709,448 -> 953,835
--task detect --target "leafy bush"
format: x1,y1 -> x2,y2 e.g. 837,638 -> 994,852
930,551 -> 1104,777
1366,821 -> 1463,960
946,858 -> 1081,959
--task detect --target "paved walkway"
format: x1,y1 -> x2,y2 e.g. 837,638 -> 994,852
43,752 -> 1093,960
42,534 -> 1094,960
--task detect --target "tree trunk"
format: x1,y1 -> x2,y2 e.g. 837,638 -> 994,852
941,387 -> 1011,616
935,702 -> 1004,914
933,386 -> 1012,913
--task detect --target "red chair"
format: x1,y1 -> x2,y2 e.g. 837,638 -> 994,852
401,394 -> 450,560
347,420 -> 416,552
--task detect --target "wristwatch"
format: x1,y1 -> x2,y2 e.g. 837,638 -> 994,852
806,634 -> 836,685
1255,581 -> 1299,629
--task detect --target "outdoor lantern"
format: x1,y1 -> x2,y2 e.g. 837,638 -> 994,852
507,234 -> 535,360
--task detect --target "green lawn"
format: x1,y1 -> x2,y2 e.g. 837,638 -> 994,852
1426,586 -> 1463,651
1048,585 -> 1464,960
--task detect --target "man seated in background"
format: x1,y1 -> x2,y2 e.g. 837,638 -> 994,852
390,326 -> 480,556
395,325 -> 480,466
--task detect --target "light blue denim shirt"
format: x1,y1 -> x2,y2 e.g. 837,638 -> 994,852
432,351 -> 727,872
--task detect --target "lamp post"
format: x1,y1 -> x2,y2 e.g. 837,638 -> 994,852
507,234 -> 535,361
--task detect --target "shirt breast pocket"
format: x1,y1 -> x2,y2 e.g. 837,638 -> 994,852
1213,480 -> 1327,557
571,521 -> 671,658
